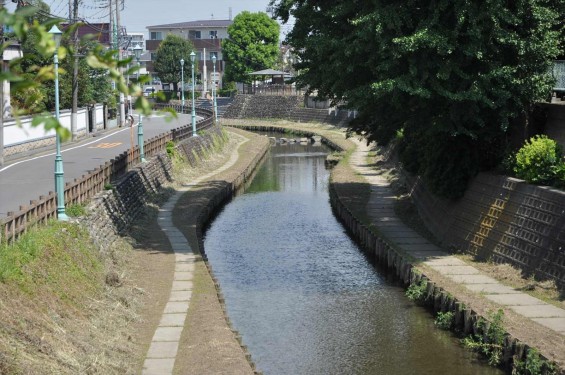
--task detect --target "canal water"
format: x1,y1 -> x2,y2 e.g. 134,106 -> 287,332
203,139 -> 502,375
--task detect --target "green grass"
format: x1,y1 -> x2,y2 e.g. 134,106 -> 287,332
0,221 -> 102,299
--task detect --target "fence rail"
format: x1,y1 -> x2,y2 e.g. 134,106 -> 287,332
1,107 -> 214,243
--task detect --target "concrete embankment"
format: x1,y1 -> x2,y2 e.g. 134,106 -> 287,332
225,119 -> 565,374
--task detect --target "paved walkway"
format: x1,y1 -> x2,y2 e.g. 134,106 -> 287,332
142,134 -> 248,375
349,139 -> 565,335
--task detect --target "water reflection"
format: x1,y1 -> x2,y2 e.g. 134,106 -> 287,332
203,141 -> 502,375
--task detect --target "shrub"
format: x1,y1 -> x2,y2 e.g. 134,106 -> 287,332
435,311 -> 454,330
405,279 -> 428,303
514,135 -> 563,185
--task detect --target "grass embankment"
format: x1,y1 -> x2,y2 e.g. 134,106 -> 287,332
0,221 -> 139,374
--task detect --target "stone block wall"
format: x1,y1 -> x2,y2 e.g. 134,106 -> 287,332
81,126 -> 224,249
407,173 -> 565,287
223,94 -> 350,125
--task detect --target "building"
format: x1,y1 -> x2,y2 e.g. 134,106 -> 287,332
146,19 -> 232,90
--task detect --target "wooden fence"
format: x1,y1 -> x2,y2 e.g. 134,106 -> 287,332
1,107 -> 214,243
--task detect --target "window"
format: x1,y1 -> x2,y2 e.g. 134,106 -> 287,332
150,31 -> 162,40
209,30 -> 218,39
189,30 -> 201,39
151,53 -> 156,61
196,52 -> 202,61
210,51 -> 218,60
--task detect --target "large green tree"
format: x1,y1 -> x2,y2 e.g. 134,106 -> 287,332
153,34 -> 195,92
272,0 -> 564,198
222,11 -> 280,83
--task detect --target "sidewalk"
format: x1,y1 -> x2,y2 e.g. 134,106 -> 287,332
349,138 -> 565,366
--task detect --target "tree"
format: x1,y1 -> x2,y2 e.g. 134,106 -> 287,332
153,34 -> 195,93
1,5 -> 153,140
222,11 -> 280,83
271,0 -> 564,198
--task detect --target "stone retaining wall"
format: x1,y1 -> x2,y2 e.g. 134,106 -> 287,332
406,173 -> 565,288
81,126 -> 224,250
223,94 -> 350,125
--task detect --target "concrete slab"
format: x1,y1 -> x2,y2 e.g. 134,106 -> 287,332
164,301 -> 190,314
484,293 -> 547,306
424,257 -> 467,267
171,281 -> 193,291
428,265 -> 481,275
169,290 -> 192,302
146,341 -> 179,358
159,313 -> 187,327
465,284 -> 522,294
402,244 -> 441,252
447,274 -> 499,284
175,254 -> 196,262
175,263 -> 195,272
509,305 -> 565,318
532,317 -> 565,333
409,251 -> 450,260
142,358 -> 175,375
174,272 -> 193,281
153,326 -> 184,342
390,237 -> 433,245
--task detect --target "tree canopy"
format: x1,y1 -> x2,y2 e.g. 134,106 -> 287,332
222,11 -> 280,83
271,0 -> 564,198
153,34 -> 195,92
1,4 -> 152,139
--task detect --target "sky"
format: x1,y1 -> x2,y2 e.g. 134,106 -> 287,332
9,0 -> 293,37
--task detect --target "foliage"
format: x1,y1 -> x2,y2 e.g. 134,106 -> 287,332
222,11 -> 280,83
462,309 -> 506,366
405,279 -> 428,303
512,348 -> 557,375
271,0 -> 564,198
66,203 -> 86,217
153,34 -> 195,93
513,135 -> 564,185
0,4 -> 153,140
0,221 -> 101,294
435,311 -> 454,330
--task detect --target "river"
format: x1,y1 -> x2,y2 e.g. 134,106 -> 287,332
203,138 -> 502,375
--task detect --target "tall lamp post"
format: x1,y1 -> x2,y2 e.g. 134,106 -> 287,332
212,54 -> 218,124
49,25 -> 68,221
133,45 -> 146,162
190,51 -> 197,136
180,58 -> 185,113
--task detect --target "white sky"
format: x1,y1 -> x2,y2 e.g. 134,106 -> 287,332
16,0 -> 293,38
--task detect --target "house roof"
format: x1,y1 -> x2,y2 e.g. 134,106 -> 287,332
147,20 -> 232,30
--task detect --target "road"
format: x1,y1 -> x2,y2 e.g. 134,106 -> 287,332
0,112 -> 195,217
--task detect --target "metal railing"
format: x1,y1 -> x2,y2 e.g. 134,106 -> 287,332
1,107 -> 214,243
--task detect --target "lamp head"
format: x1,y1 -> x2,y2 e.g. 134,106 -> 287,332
212,54 -> 216,64
190,51 -> 196,63
133,45 -> 142,60
48,25 -> 63,48
180,58 -> 184,66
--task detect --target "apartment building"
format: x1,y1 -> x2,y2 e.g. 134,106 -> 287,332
146,19 -> 232,89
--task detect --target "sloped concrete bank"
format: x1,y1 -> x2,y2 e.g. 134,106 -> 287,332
226,120 -> 563,374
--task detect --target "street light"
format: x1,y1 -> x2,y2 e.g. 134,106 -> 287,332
180,58 -> 185,113
49,25 -> 68,221
190,51 -> 197,136
212,54 -> 218,125
133,45 -> 146,162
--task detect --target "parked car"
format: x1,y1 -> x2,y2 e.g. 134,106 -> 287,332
143,87 -> 155,97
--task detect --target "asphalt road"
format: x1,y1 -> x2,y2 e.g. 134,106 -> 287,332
0,112 -> 196,218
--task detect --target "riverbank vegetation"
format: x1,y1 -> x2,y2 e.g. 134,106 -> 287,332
270,0 -> 564,199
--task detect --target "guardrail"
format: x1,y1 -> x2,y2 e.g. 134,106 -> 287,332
1,107 -> 214,243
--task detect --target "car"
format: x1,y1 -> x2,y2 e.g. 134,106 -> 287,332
143,87 -> 155,97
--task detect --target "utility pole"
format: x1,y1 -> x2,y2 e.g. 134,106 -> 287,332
0,0 -> 4,166
116,0 -> 124,127
70,0 -> 79,140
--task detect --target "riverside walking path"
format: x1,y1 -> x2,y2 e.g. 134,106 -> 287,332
142,133 -> 252,375
349,138 -> 565,368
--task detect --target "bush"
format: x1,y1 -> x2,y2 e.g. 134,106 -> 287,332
514,135 -> 563,185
